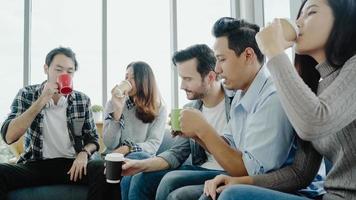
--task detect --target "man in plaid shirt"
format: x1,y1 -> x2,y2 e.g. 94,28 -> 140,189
0,47 -> 119,200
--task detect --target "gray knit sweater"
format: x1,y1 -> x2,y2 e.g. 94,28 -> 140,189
253,53 -> 356,200
103,99 -> 167,155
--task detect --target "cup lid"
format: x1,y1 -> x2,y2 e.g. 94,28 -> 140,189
105,153 -> 124,161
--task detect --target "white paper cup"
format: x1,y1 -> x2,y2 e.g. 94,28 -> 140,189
280,18 -> 298,42
114,80 -> 132,98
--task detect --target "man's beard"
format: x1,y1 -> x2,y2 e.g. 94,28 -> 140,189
185,84 -> 208,100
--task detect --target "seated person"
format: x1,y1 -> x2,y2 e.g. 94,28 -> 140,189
202,0 -> 356,199
103,61 -> 167,200
123,18 -> 296,200
120,44 -> 232,200
0,47 -> 118,200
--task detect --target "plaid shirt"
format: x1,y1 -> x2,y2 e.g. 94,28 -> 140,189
106,97 -> 142,153
0,82 -> 99,163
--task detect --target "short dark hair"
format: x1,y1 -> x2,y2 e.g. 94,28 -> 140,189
45,47 -> 78,71
212,17 -> 264,64
172,44 -> 216,79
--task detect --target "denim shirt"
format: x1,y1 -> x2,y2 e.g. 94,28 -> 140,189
223,66 -> 295,175
157,85 -> 233,169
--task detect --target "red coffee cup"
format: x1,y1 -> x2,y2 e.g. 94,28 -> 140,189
57,74 -> 73,95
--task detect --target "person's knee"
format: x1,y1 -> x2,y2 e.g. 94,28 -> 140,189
87,160 -> 105,178
159,171 -> 182,190
166,187 -> 192,200
129,172 -> 155,195
218,185 -> 254,200
167,185 -> 204,200
166,189 -> 184,200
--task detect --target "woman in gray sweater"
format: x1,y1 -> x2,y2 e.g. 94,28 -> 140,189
103,61 -> 167,200
103,61 -> 167,156
201,0 -> 356,200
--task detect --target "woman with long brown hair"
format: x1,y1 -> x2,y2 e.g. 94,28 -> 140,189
103,61 -> 167,200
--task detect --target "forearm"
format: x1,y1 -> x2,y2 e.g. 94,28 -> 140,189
112,109 -> 123,121
267,54 -> 356,140
142,157 -> 170,172
198,126 -> 248,177
252,138 -> 322,192
103,120 -> 122,149
5,96 -> 46,144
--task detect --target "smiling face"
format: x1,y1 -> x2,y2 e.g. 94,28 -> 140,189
177,58 -> 211,100
44,54 -> 75,84
295,0 -> 334,61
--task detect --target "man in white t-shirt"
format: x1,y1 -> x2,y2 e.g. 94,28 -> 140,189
120,44 -> 233,200
0,47 -> 120,200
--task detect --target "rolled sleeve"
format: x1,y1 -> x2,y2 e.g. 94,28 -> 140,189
1,88 -> 30,144
157,136 -> 191,169
82,98 -> 100,151
222,122 -> 236,148
241,93 -> 294,175
242,150 -> 265,175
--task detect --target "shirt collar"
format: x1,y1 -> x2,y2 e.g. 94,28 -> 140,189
237,65 -> 269,113
126,96 -> 135,110
45,96 -> 68,108
315,61 -> 335,79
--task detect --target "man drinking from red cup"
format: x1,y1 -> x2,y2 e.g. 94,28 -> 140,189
0,47 -> 119,200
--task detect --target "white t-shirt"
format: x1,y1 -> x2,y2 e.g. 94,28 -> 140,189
200,99 -> 227,170
42,96 -> 76,159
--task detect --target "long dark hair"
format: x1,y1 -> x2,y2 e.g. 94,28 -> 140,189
127,61 -> 160,123
295,0 -> 356,94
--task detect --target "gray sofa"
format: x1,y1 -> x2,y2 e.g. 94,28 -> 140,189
7,129 -> 176,200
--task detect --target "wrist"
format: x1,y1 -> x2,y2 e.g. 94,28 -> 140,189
265,46 -> 284,59
80,148 -> 91,158
196,124 -> 214,139
35,96 -> 48,110
112,111 -> 123,121
124,145 -> 131,154
237,176 -> 254,185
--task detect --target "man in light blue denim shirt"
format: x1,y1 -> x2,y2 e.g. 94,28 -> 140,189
221,65 -> 293,175
166,18 -> 295,200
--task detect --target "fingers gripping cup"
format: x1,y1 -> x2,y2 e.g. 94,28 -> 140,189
170,108 -> 182,131
279,18 -> 298,42
57,74 -> 73,95
105,153 -> 124,184
114,80 -> 132,98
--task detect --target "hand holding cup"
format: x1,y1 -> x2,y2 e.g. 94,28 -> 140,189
113,80 -> 132,98
105,153 -> 124,184
256,18 -> 297,59
57,74 -> 73,95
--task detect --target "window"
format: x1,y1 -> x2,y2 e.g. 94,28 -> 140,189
177,0 -> 230,107
107,0 -> 171,110
31,0 -> 102,106
0,0 -> 23,123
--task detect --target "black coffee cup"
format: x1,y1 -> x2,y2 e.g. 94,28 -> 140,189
105,153 -> 124,183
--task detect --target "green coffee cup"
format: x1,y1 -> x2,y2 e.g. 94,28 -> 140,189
170,108 -> 182,131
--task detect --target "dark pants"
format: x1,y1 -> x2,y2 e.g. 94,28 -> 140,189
0,158 -> 120,200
